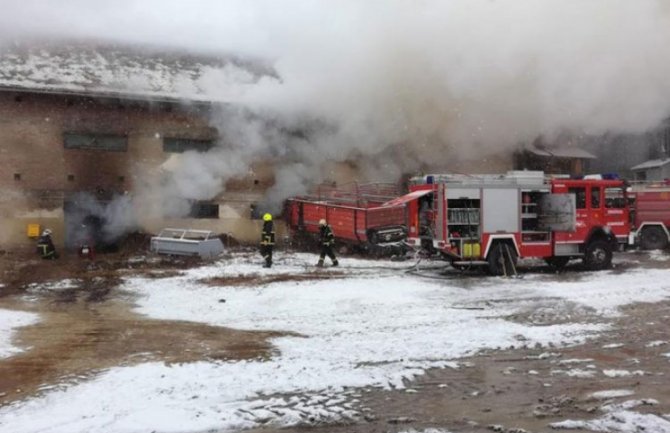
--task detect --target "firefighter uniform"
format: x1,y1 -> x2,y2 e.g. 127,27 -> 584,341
36,229 -> 57,260
260,213 -> 275,268
317,219 -> 338,267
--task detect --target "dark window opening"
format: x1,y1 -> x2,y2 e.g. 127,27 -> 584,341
64,133 -> 128,151
13,173 -> 21,181
250,203 -> 261,220
14,95 -> 22,103
253,179 -> 260,185
568,187 -> 586,209
190,202 -> 219,219
590,187 -> 601,209
66,99 -> 74,107
163,138 -> 213,153
605,187 -> 626,209
118,176 -> 125,183
67,174 -> 75,182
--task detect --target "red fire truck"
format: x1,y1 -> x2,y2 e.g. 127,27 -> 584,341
395,171 -> 630,274
628,182 -> 670,250
285,183 -> 408,252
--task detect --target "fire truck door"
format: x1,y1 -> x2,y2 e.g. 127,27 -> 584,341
603,186 -> 628,237
538,194 -> 576,232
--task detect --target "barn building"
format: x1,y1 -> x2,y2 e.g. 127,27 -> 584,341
0,42 -> 285,250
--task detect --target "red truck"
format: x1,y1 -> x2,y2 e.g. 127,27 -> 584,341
628,183 -> 670,250
396,171 -> 630,274
285,183 -> 408,252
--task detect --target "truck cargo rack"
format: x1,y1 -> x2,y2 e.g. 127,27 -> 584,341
150,228 -> 224,259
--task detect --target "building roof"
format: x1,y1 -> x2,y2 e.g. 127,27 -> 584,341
526,145 -> 596,159
630,158 -> 670,171
0,41 -> 271,103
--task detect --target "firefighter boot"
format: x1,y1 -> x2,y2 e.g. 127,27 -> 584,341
316,259 -> 324,267
332,259 -> 339,267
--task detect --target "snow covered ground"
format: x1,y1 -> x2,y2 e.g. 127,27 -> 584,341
0,308 -> 39,359
1,252 -> 669,432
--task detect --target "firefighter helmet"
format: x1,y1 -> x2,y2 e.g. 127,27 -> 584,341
263,213 -> 272,222
42,229 -> 52,236
319,219 -> 327,226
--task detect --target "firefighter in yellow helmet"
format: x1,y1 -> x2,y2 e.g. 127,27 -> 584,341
260,213 -> 275,268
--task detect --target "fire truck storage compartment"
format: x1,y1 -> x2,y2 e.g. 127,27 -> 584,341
521,190 -> 550,242
482,188 -> 519,233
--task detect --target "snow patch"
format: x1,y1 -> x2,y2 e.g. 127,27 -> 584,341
589,390 -> 635,400
602,343 -> 624,349
646,340 -> 667,348
0,309 -> 40,358
602,369 -> 645,378
551,399 -> 669,432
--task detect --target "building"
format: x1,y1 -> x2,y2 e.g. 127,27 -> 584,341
513,138 -> 596,177
0,42 -> 281,250
630,158 -> 670,181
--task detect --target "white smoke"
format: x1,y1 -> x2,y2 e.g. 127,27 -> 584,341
4,0 -> 670,216
187,0 -> 670,206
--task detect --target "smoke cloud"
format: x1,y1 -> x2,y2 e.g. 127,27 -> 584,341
4,0 -> 670,217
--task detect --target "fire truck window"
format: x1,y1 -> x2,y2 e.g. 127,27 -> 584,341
591,188 -> 601,209
568,187 -> 586,209
605,187 -> 625,208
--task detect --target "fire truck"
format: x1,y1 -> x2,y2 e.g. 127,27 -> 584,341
395,171 -> 630,274
628,182 -> 670,250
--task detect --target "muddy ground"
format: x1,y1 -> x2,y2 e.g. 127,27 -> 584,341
1,248 -> 669,432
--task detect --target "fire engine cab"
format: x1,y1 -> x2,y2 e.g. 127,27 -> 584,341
399,171 -> 629,274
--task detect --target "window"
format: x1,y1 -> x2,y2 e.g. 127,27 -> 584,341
605,187 -> 626,209
163,138 -> 213,153
568,187 -> 586,209
13,173 -> 21,181
64,133 -> 127,151
189,202 -> 219,219
590,187 -> 601,209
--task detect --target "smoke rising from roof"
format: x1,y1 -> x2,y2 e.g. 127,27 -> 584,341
4,0 -> 670,214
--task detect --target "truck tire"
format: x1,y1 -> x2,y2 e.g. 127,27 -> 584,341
487,243 -> 517,276
545,256 -> 570,270
639,226 -> 669,250
583,240 -> 612,270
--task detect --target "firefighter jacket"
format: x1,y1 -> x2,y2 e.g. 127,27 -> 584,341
36,235 -> 56,257
319,224 -> 335,246
261,221 -> 275,246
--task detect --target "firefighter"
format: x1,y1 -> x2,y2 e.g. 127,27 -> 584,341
36,229 -> 58,260
317,219 -> 338,267
260,213 -> 275,268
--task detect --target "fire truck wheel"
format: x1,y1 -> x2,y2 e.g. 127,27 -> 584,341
545,256 -> 570,270
584,240 -> 613,270
487,243 -> 517,276
639,226 -> 669,250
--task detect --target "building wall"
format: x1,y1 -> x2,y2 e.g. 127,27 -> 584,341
0,90 -> 275,249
